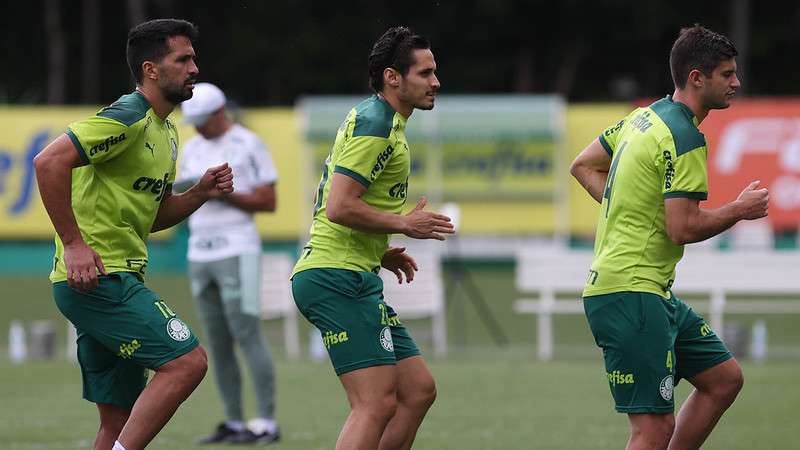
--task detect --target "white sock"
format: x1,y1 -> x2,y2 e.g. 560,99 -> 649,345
248,417 -> 278,434
112,441 -> 126,450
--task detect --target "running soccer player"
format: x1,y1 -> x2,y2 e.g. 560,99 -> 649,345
33,19 -> 233,450
292,26 -> 453,450
571,25 -> 768,450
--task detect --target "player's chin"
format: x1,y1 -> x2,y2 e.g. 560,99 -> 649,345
414,99 -> 436,111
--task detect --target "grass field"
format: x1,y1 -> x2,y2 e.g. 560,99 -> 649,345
2,359 -> 799,449
2,265 -> 800,449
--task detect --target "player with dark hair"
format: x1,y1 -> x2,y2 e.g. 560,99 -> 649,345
570,25 -> 767,450
292,26 -> 452,449
34,19 -> 233,450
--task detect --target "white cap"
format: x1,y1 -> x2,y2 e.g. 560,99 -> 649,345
181,82 -> 226,126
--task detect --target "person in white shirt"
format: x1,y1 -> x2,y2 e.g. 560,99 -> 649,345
177,82 -> 280,445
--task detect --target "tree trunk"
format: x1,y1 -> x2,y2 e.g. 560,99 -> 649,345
44,0 -> 66,104
81,0 -> 100,104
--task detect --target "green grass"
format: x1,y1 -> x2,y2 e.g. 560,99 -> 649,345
1,359 -> 799,449
2,266 -> 800,448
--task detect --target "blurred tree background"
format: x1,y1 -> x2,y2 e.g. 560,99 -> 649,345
2,0 -> 797,105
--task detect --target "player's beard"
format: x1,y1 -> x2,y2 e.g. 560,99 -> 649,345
704,91 -> 733,110
162,78 -> 195,105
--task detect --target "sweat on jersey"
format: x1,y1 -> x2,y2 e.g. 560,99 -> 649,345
583,95 -> 708,298
292,95 -> 410,276
176,123 -> 278,262
50,91 -> 178,282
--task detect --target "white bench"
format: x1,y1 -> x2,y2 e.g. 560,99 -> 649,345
514,245 -> 800,360
260,252 -> 300,359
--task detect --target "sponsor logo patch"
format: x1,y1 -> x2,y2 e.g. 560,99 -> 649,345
167,318 -> 191,342
659,375 -> 674,401
89,133 -> 126,156
379,326 -> 394,352
322,330 -> 349,349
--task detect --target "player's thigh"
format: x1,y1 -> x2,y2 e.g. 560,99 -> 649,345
74,330 -> 146,409
394,355 -> 436,406
583,291 -> 677,414
339,364 -> 398,409
381,302 -> 421,361
54,272 -> 199,369
216,253 -> 264,333
189,259 -> 225,321
292,268 -> 397,375
672,295 -> 733,382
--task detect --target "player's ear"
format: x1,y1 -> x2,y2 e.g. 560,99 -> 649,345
384,67 -> 400,88
687,69 -> 704,88
142,61 -> 158,81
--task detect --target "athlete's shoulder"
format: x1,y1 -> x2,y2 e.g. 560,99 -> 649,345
96,91 -> 151,127
228,124 -> 263,147
352,95 -> 396,138
648,96 -> 705,156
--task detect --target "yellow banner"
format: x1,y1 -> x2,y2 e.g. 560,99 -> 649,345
0,104 -> 627,239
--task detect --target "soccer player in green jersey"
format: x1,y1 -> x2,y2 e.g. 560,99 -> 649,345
292,27 -> 453,450
571,26 -> 769,450
33,19 -> 234,450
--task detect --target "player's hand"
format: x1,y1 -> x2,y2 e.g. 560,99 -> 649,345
402,197 -> 455,241
198,162 -> 234,199
736,180 -> 769,220
63,240 -> 107,291
381,247 -> 418,284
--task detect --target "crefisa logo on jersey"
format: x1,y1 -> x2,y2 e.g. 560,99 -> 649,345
89,133 -> 126,156
379,326 -> 394,352
659,375 -> 674,401
663,151 -> 675,189
167,318 -> 191,341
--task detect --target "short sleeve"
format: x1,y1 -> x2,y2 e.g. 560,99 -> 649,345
248,139 -> 279,185
334,135 -> 393,188
662,145 -> 708,200
599,118 -> 626,156
66,116 -> 134,165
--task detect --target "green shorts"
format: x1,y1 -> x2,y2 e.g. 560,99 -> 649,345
583,291 -> 732,414
53,272 -> 199,409
292,268 -> 421,376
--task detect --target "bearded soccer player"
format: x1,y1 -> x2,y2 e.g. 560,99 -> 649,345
292,26 -> 454,450
33,19 -> 234,450
571,25 -> 768,450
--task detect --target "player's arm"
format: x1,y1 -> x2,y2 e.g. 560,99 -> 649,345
326,173 -> 453,240
665,181 -> 768,245
223,183 -> 276,212
570,137 -> 611,203
33,134 -> 107,291
151,163 -> 234,232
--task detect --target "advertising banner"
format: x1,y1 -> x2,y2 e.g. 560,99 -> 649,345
702,99 -> 800,230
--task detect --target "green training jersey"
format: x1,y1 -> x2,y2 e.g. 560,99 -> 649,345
293,95 -> 410,275
583,95 -> 708,298
50,91 -> 178,282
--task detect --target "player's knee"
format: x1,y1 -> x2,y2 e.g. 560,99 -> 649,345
172,346 -> 208,385
359,391 -> 398,422
715,363 -> 744,401
408,376 -> 436,410
630,414 -> 674,446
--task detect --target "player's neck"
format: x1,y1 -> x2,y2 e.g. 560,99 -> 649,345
671,89 -> 709,124
377,91 -> 412,119
135,85 -> 176,121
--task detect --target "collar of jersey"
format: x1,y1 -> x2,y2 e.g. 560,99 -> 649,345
664,95 -> 699,127
132,90 -> 166,124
